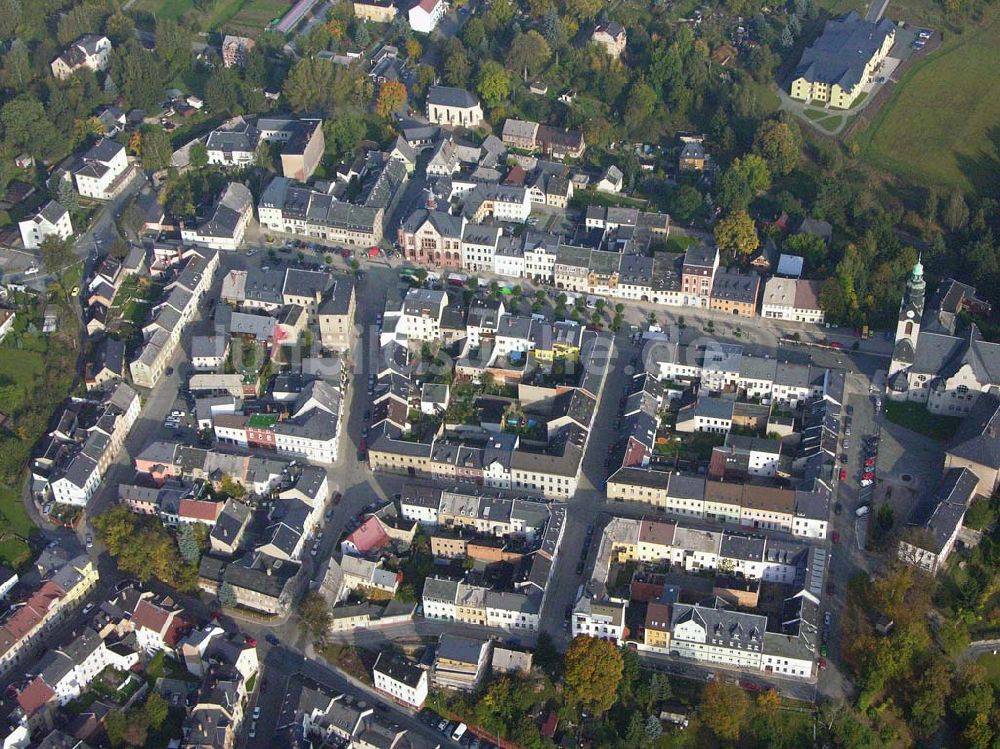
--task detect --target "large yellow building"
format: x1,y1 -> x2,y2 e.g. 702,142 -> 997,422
790,12 -> 895,109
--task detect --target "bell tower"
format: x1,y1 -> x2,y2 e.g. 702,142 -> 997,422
888,259 -> 926,379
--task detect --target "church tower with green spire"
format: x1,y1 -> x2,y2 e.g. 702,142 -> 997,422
888,259 -> 926,384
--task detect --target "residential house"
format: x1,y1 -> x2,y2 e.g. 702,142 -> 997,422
431,634 -> 492,692
50,35 -> 111,79
761,278 -> 825,324
572,596 -> 626,641
680,244 -> 719,307
595,165 -> 624,194
591,22 -> 627,57
710,268 -> 760,317
409,0 -> 447,33
317,273 -> 357,351
501,119 -> 539,150
897,467 -> 979,574
73,139 -> 130,201
19,201 -> 72,251
221,35 -> 255,68
279,119 -> 326,182
355,0 -> 398,22
205,118 -> 260,167
181,182 -> 253,251
373,653 -> 428,709
678,135 -> 710,172
258,177 -> 383,247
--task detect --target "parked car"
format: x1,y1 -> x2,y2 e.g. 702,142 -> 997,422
831,531 -> 840,543
739,680 -> 762,692
265,634 -> 280,646
85,534 -> 93,549
332,492 -> 342,505
839,468 -> 847,482
856,505 -> 871,517
253,706 -> 261,719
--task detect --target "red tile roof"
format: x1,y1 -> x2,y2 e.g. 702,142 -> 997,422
17,677 -> 55,715
504,166 -> 526,186
164,614 -> 191,647
416,0 -> 439,12
5,582 -> 63,639
629,581 -> 665,603
541,712 -> 558,738
132,599 -> 171,635
346,517 -> 391,554
178,499 -> 223,523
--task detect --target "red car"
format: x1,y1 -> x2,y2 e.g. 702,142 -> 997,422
332,492 -> 342,505
864,458 -> 876,467
818,658 -> 828,671
359,438 -> 367,452
839,468 -> 847,481
862,472 -> 875,480
829,341 -> 844,350
739,680 -> 762,692
244,636 -> 257,647
831,531 -> 840,544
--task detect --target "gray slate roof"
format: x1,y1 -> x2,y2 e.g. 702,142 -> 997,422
794,12 -> 895,91
427,86 -> 479,109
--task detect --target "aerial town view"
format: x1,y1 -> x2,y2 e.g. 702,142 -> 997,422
0,0 -> 998,746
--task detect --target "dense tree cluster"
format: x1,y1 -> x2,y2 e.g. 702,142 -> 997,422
93,505 -> 199,591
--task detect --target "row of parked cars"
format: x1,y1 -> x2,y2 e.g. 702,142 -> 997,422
418,709 -> 494,747
855,433 -> 880,517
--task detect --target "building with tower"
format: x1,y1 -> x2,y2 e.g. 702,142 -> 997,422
888,260 -> 1000,415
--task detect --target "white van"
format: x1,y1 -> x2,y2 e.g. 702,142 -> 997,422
856,505 -> 870,517
451,723 -> 468,741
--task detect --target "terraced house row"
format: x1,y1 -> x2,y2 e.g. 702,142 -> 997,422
607,470 -> 830,539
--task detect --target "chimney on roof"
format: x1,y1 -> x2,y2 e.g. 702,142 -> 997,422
425,189 -> 436,211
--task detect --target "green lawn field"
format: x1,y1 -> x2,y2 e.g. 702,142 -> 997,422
131,0 -> 290,35
131,0 -> 201,21
0,348 -> 45,416
858,12 -> 1000,193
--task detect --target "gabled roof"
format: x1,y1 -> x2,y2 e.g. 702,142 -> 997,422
427,86 -> 479,109
948,393 -> 1000,469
